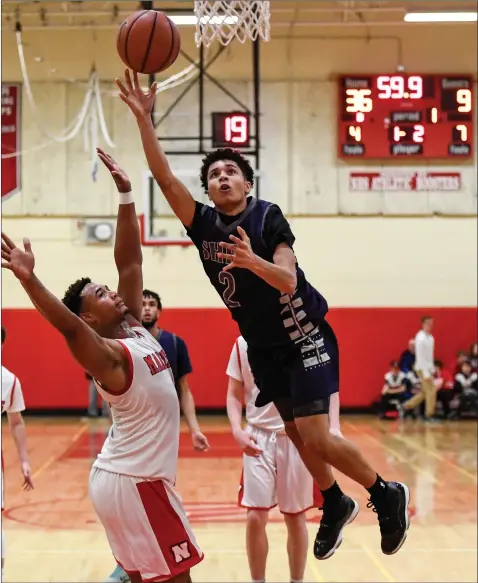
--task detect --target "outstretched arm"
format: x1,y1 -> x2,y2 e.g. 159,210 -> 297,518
1,234 -> 128,393
97,148 -> 142,324
116,70 -> 196,228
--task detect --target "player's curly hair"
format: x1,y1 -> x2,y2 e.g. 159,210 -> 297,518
62,277 -> 91,316
200,148 -> 254,194
143,289 -> 162,310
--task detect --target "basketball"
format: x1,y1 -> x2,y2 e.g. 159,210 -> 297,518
116,10 -> 181,75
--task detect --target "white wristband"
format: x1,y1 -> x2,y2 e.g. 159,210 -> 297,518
119,191 -> 134,205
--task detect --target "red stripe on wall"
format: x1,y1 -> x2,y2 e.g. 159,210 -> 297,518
1,307 -> 476,409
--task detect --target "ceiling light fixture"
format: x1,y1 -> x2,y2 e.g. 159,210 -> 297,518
404,12 -> 477,23
168,14 -> 239,26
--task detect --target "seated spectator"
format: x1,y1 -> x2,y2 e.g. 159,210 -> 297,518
379,360 -> 408,419
399,339 -> 415,373
468,342 -> 478,372
433,360 -> 454,419
453,350 -> 469,375
405,369 -> 421,394
453,360 -> 478,417
400,369 -> 422,418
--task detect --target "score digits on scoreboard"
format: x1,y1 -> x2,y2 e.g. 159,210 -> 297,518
338,75 -> 474,160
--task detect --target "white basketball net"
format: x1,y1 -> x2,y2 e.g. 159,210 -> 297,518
194,1 -> 271,47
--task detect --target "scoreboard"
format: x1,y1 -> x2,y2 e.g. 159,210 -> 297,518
338,75 -> 474,160
212,111 -> 250,148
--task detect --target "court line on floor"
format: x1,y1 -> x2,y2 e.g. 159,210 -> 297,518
306,552 -> 325,582
390,433 -> 477,483
358,541 -> 396,582
343,421 -> 439,484
30,424 -> 88,481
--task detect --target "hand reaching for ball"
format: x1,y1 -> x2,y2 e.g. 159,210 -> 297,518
116,69 -> 158,120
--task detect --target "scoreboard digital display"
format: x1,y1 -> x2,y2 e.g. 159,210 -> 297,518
338,75 -> 474,160
212,112 -> 250,148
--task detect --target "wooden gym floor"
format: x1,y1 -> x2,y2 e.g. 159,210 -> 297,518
1,415 -> 477,582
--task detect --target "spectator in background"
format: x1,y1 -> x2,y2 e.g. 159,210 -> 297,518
468,342 -> 478,372
454,350 -> 469,375
433,360 -> 454,419
453,360 -> 478,418
405,369 -> 421,393
141,289 -> 209,452
399,339 -> 415,373
400,316 -> 438,422
379,360 -> 407,419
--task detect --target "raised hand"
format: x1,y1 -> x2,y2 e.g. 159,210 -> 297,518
116,69 -> 158,120
1,233 -> 35,282
97,147 -> 131,193
218,227 -> 256,272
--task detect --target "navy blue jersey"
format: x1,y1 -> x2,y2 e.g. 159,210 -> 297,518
185,197 -> 329,349
155,329 -> 192,384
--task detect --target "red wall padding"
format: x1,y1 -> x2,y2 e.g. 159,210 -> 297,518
1,307 -> 476,409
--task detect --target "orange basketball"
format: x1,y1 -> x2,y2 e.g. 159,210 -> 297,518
117,10 -> 181,75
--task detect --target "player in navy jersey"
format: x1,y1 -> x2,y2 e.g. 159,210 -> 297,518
118,69 -> 410,560
141,289 -> 209,452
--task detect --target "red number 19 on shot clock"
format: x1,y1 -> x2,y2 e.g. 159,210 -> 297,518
337,75 -> 474,160
212,112 -> 251,148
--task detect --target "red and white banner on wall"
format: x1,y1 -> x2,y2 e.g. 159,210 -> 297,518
1,83 -> 21,201
349,171 -> 462,192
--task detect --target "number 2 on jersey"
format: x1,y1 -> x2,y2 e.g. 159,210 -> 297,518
218,271 -> 241,308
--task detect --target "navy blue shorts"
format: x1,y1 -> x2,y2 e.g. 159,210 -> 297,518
248,319 -> 339,422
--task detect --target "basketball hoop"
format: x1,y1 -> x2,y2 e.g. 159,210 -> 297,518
194,1 -> 271,47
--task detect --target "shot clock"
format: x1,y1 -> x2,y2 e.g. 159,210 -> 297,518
212,112 -> 251,148
338,75 -> 474,159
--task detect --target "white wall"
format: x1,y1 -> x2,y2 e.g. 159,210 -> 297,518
1,23 -> 477,308
2,215 -> 476,308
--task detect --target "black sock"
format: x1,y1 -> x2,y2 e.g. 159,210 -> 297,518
320,481 -> 344,506
367,474 -> 388,500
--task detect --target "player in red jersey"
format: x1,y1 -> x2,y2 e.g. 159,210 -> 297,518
1,150 -> 203,583
1,326 -> 34,578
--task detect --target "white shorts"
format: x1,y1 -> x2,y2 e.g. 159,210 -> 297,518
238,425 -> 320,514
89,467 -> 203,581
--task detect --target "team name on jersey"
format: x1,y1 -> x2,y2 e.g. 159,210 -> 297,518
201,241 -> 229,264
143,349 -> 171,376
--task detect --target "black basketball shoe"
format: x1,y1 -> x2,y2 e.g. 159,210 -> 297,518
314,495 -> 359,560
367,481 -> 410,555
